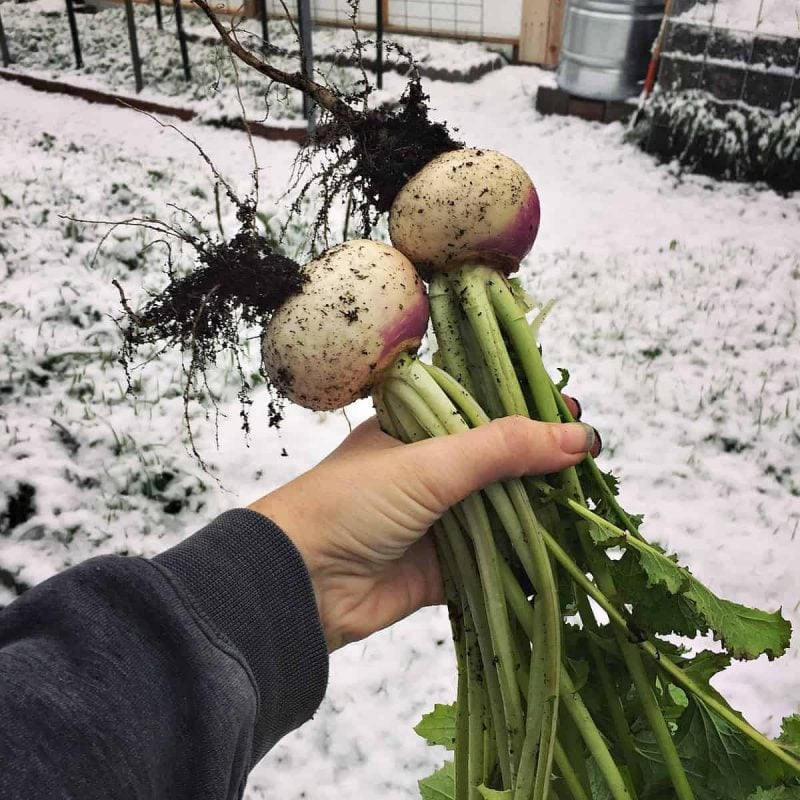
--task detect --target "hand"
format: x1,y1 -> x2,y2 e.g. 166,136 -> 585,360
249,405 -> 598,651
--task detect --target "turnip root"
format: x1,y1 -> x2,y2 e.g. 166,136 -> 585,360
389,149 -> 540,273
262,240 -> 429,411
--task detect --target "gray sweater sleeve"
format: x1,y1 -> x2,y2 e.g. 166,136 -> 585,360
0,509 -> 329,800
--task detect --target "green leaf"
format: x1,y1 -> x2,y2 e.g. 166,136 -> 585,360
747,787 -> 800,799
675,696 -> 763,800
757,714 -> 800,784
419,761 -> 455,800
778,715 -> 800,760
592,520 -> 792,660
415,704 -> 457,751
681,650 -> 735,710
613,552 -> 705,637
636,696 -> 764,800
508,277 -> 538,313
477,786 -> 512,800
555,367 -> 570,392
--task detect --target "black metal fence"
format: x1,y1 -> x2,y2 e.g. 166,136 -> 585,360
0,0 -> 333,121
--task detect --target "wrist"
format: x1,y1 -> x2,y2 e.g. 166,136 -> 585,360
248,495 -> 342,650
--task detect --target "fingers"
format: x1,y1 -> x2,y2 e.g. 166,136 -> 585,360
392,417 -> 598,516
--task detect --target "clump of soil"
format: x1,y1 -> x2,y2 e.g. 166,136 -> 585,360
294,72 -> 462,241
323,78 -> 461,212
116,198 -> 307,444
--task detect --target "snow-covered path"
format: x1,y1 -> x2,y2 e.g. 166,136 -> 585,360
1,65 -> 799,799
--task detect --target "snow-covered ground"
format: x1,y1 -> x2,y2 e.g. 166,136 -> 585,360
1,56 -> 799,800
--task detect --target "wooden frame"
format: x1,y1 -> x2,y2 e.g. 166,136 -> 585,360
519,0 -> 564,66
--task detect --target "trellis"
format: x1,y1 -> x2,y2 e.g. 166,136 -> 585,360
630,0 -> 800,190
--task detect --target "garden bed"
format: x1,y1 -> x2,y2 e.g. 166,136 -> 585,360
0,0 -> 504,132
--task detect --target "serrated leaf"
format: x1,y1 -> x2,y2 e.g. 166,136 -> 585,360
747,786 -> 800,799
587,520 -> 622,547
614,552 -> 705,637
681,650 -> 735,710
684,581 -> 791,661
555,367 -> 570,392
415,704 -> 457,751
594,522 -> 791,660
477,786 -> 512,800
419,761 -> 455,800
675,696 -> 763,799
636,697 -> 764,800
778,715 -> 800,759
751,713 -> 800,786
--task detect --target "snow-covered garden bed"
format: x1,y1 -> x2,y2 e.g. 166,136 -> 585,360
0,0 -> 503,127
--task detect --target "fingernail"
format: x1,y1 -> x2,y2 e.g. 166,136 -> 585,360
561,422 -> 598,455
590,427 -> 602,458
566,395 -> 583,420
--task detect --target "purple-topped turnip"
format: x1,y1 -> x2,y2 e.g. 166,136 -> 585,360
262,240 -> 429,410
389,149 -> 541,273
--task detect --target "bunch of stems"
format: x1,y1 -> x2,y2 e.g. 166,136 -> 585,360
372,264 -> 799,800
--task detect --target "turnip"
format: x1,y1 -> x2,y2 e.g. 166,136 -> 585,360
262,240 -> 428,410
389,149 -> 540,273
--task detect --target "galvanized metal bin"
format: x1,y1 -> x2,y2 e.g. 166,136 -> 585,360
557,0 -> 665,101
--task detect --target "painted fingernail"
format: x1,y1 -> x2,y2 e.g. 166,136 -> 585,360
590,427 -> 602,458
566,395 -> 583,420
561,422 -> 598,454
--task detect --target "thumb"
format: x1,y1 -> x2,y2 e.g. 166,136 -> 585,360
391,416 -> 596,515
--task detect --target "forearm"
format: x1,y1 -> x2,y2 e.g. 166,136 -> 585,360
0,510 -> 328,800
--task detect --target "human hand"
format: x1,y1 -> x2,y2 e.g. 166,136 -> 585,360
249,404 -> 598,651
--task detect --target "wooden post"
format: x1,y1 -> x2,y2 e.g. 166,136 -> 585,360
519,0 -> 564,66
545,0 -> 565,66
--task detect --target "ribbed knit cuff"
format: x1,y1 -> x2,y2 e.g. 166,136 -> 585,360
153,509 -> 329,762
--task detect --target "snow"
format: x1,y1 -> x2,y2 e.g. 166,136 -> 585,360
1,54 -> 800,800
676,0 -> 800,38
0,1 -> 502,128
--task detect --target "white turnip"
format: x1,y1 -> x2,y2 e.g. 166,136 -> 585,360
389,149 -> 540,273
262,239 -> 429,411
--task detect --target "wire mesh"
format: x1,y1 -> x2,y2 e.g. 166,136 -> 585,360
659,0 -> 800,111
636,0 -> 800,190
262,0 -> 488,39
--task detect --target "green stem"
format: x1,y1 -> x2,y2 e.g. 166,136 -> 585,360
553,739 -> 591,800
418,362 -> 560,800
572,592 -> 643,791
429,274 -> 477,397
439,529 -> 486,800
560,670 -> 634,800
500,547 -> 635,800
452,267 -> 529,418
383,372 -> 523,782
382,387 -> 507,788
550,387 -> 643,540
556,701 -> 593,799
486,275 -> 693,800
